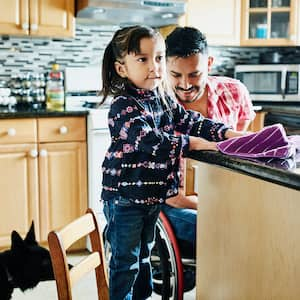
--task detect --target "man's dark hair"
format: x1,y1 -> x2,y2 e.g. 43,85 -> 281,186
166,26 -> 208,57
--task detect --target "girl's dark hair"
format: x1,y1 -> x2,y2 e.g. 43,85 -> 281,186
166,26 -> 208,58
101,25 -> 160,102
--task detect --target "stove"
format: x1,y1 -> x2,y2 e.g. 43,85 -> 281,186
65,66 -> 110,236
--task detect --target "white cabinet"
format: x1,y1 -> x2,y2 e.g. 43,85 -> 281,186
186,0 -> 241,46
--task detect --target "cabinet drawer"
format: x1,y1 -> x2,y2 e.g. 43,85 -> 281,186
0,119 -> 37,144
38,117 -> 86,142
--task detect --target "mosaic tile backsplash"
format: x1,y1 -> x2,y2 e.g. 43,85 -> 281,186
1,23 -> 300,82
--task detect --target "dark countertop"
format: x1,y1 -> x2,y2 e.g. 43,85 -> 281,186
0,107 -> 88,118
188,150 -> 300,191
253,101 -> 300,115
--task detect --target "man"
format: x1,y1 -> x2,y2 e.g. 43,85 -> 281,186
163,26 -> 256,257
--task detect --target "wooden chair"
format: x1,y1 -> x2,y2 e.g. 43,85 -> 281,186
48,208 -> 109,300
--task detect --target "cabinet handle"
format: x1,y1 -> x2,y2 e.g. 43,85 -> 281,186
30,23 -> 38,31
30,149 -> 38,158
7,128 -> 16,136
39,149 -> 48,157
22,23 -> 29,30
59,126 -> 68,134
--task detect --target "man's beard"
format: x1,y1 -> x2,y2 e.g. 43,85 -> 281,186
175,86 -> 204,104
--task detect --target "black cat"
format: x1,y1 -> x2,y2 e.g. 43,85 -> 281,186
0,222 -> 54,300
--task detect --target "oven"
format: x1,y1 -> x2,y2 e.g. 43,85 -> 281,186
64,67 -> 110,234
87,110 -> 110,231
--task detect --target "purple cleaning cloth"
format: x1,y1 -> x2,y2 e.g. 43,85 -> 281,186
216,124 -> 296,159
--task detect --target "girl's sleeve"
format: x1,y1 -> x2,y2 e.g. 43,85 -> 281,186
171,97 -> 231,142
109,96 -> 187,160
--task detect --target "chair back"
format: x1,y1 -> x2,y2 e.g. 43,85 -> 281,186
48,208 -> 109,300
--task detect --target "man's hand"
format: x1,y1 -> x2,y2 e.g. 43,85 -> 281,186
166,188 -> 198,210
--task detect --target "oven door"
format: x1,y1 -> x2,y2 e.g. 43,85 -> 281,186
87,127 -> 110,229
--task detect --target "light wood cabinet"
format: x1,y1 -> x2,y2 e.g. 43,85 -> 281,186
0,0 -> 74,37
248,111 -> 266,131
0,116 -> 87,249
185,0 -> 300,46
241,0 -> 298,46
186,0 -> 241,46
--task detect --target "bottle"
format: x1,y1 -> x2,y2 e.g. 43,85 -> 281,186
46,64 -> 64,110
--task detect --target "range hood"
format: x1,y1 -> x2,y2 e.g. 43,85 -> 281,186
76,0 -> 187,27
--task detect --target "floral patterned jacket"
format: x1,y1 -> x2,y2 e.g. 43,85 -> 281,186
101,85 -> 230,205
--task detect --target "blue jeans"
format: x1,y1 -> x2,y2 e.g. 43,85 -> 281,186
161,204 -> 197,256
103,196 -> 161,300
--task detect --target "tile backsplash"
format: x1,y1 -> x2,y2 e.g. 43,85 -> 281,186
1,23 -> 300,82
0,24 -> 119,81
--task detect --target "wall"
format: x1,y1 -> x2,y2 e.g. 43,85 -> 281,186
1,23 -> 300,82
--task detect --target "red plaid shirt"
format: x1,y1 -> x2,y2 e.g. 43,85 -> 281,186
179,76 -> 255,187
204,76 -> 256,130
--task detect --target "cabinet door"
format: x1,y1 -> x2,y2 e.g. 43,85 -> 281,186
0,0 -> 29,35
186,0 -> 241,46
38,142 -> 87,245
248,111 -> 266,131
29,0 -> 74,37
241,0 -> 297,46
0,144 -> 39,248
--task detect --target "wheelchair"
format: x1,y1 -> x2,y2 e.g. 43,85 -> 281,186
103,210 -> 196,300
151,211 -> 196,300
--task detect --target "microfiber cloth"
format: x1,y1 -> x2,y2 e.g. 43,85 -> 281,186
216,124 -> 297,159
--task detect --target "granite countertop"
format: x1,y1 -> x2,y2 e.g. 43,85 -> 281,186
188,150 -> 300,191
254,101 -> 300,115
0,107 -> 88,118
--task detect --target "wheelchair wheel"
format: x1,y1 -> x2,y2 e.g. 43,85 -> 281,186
151,213 -> 184,300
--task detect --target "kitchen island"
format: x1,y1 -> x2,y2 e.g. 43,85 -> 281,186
187,150 -> 300,300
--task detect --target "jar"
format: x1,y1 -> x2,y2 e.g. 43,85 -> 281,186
256,24 -> 267,38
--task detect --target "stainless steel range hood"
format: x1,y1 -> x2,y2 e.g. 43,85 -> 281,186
76,0 -> 187,27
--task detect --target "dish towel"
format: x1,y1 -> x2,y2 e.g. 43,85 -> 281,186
216,124 -> 298,159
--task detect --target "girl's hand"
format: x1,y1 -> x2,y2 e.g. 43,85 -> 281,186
225,129 -> 250,139
189,136 -> 218,151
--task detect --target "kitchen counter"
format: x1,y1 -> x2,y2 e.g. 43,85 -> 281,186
0,107 -> 88,118
188,149 -> 300,191
254,101 -> 300,115
188,150 -> 300,300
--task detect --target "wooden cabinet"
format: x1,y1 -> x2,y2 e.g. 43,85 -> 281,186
248,111 -> 266,131
185,0 -> 300,46
0,0 -> 74,37
186,0 -> 241,46
241,0 -> 298,46
0,116 -> 87,249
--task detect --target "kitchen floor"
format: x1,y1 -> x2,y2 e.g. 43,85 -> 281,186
11,252 -> 196,300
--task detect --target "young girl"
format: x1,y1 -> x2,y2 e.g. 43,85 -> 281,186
101,25 -> 242,299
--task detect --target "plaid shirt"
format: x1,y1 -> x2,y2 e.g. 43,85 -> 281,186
101,85 -> 230,205
202,76 -> 255,130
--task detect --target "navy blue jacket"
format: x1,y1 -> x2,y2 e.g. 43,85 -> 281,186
101,85 -> 230,204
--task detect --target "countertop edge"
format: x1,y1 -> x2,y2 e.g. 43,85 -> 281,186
0,109 -> 89,118
188,151 -> 300,191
